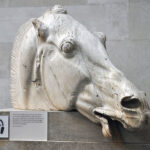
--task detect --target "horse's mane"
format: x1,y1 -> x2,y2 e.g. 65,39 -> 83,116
10,19 -> 33,107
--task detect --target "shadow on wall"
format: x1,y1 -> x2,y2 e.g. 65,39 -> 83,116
111,120 -> 150,146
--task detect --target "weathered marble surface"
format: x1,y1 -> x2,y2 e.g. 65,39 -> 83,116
10,5 -> 150,137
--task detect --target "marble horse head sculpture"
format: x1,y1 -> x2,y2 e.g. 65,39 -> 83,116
11,5 -> 150,137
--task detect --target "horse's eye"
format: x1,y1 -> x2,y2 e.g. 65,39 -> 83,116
61,39 -> 75,54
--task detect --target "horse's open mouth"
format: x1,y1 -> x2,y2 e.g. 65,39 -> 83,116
94,110 -> 111,121
93,107 -> 143,137
93,108 -> 112,137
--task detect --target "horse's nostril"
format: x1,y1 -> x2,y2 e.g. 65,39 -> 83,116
121,96 -> 141,109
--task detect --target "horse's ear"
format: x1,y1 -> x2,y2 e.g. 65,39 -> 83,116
95,32 -> 106,48
32,19 -> 48,41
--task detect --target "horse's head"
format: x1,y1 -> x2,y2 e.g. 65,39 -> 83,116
12,5 -> 150,137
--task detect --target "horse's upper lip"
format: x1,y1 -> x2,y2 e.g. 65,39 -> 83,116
93,109 -> 111,121
93,107 -> 119,120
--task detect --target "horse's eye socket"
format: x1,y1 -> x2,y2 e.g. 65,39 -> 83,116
61,39 -> 75,53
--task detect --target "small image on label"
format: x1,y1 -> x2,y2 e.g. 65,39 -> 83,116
0,116 -> 9,138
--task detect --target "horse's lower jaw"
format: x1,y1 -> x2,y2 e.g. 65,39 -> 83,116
93,109 -> 112,137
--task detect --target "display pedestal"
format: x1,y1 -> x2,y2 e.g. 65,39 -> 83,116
0,108 -> 150,150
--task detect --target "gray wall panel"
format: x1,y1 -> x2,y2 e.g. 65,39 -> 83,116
129,0 -> 150,40
0,0 -> 87,7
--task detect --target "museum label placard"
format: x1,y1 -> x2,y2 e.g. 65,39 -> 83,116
10,111 -> 47,141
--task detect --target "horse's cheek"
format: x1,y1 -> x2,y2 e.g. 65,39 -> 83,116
42,53 -> 88,110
